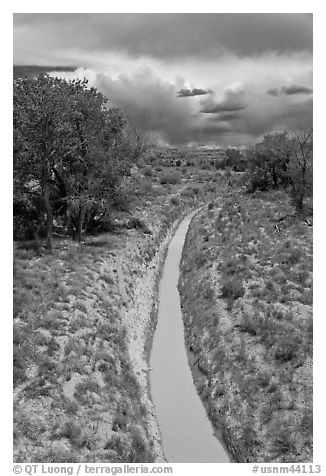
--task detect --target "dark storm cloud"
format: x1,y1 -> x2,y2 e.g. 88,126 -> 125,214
267,84 -> 313,96
207,111 -> 244,122
282,84 -> 313,95
72,67 -> 312,145
267,88 -> 279,97
94,69 -> 196,145
240,97 -> 313,138
68,69 -> 241,145
177,88 -> 212,97
14,13 -> 312,61
200,89 -> 247,113
14,12 -> 312,146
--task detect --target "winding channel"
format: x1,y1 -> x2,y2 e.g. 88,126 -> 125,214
150,210 -> 230,463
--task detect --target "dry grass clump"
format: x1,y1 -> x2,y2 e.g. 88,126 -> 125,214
159,172 -> 181,184
142,166 -> 153,177
220,276 -> 245,309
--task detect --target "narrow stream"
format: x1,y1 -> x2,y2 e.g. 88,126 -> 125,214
150,211 -> 230,463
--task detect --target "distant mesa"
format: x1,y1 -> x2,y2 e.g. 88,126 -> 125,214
13,65 -> 78,79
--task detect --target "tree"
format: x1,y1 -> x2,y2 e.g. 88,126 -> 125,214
14,75 -> 135,248
124,112 -> 147,164
14,75 -> 73,250
51,82 -> 132,241
244,127 -> 313,215
225,148 -> 246,172
245,146 -> 271,191
287,127 -> 313,213
245,132 -> 291,192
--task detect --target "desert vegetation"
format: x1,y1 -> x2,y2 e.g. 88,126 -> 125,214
13,154 -> 218,461
179,178 -> 313,462
13,72 -> 312,463
13,75 -> 141,249
13,72 -> 224,463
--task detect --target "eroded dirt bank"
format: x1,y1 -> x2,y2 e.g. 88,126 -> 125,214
122,211 -> 196,462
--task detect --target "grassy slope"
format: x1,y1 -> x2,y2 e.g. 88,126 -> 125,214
179,180 -> 313,463
13,157 -> 220,463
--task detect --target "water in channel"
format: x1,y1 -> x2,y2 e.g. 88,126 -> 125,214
150,211 -> 230,463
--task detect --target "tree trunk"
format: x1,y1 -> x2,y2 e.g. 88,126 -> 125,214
296,193 -> 304,214
43,184 -> 53,251
41,158 -> 53,252
32,229 -> 42,254
272,165 -> 278,189
291,183 -> 304,215
66,206 -> 74,240
76,205 -> 87,243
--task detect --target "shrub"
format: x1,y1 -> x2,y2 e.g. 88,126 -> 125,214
300,408 -> 313,435
104,434 -> 135,461
13,346 -> 26,384
180,185 -> 200,198
241,424 -> 258,452
245,169 -> 271,192
74,378 -> 100,404
74,301 -> 88,314
142,166 -> 152,177
224,168 -> 232,178
256,371 -> 271,388
214,159 -> 225,170
287,247 -> 304,265
99,273 -> 114,285
127,217 -> 152,234
221,258 -> 242,276
16,237 -> 43,253
298,289 -> 313,305
66,401 -> 79,415
273,335 -> 299,363
220,277 -> 245,299
128,426 -> 154,463
140,180 -> 154,194
220,276 -> 245,309
160,173 -> 180,185
59,420 -> 83,446
64,337 -> 82,356
170,196 -> 180,206
112,413 -> 128,432
238,312 -> 258,335
38,358 -> 57,378
270,419 -> 297,457
192,250 -> 208,268
15,411 -> 46,441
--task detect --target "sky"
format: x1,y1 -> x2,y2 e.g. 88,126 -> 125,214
13,13 -> 313,147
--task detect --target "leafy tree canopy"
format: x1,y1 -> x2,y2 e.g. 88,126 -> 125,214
14,75 -> 137,247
